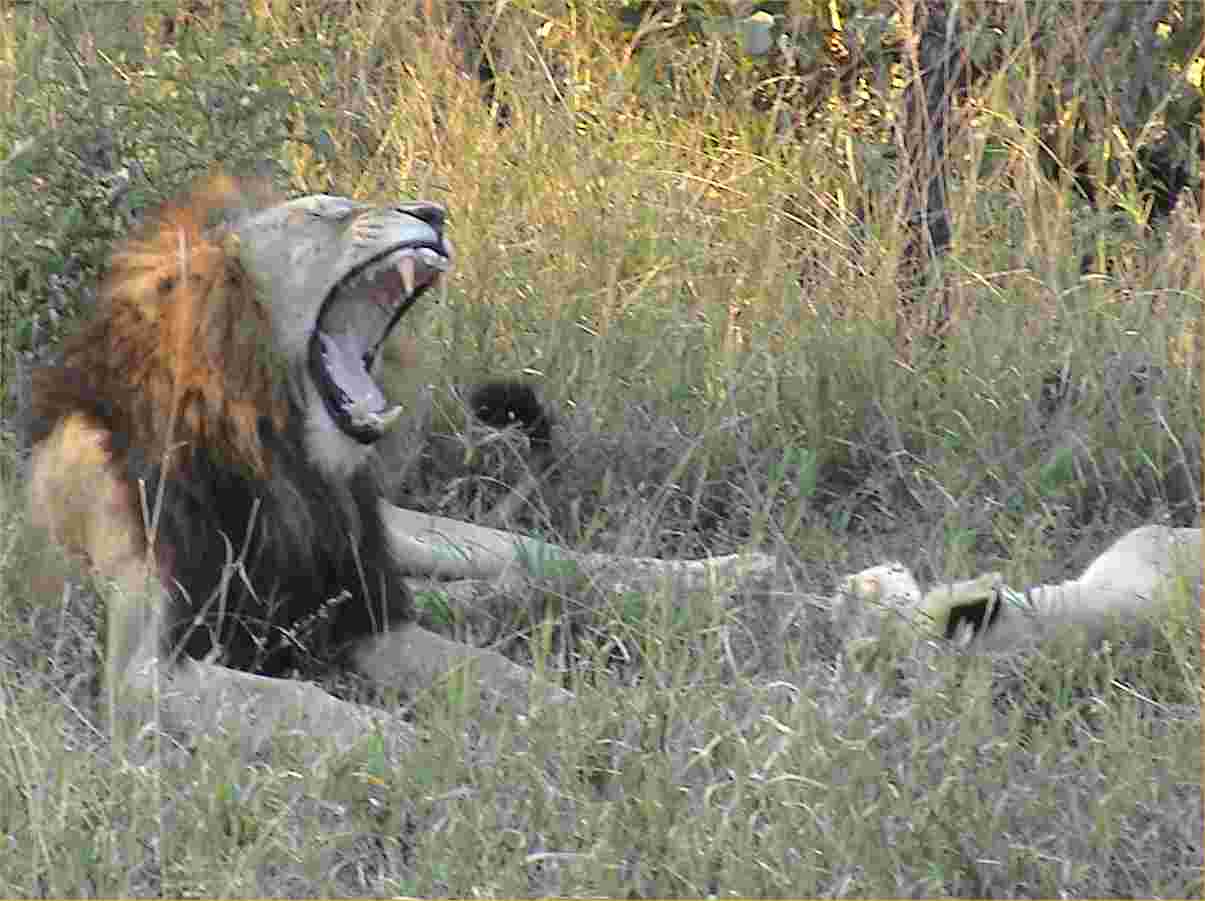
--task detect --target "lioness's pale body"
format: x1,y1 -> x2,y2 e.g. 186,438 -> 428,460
845,524 -> 1201,650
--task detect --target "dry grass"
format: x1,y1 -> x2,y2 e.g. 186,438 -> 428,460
0,1 -> 1200,896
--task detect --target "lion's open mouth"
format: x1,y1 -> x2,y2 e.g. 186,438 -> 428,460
310,245 -> 449,443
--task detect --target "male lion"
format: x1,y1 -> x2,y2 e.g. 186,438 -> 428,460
27,175 -> 578,751
29,175 -> 775,752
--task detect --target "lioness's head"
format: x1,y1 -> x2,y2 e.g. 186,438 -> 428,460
231,191 -> 451,473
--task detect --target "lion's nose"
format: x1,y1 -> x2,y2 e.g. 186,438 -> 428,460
396,202 -> 446,235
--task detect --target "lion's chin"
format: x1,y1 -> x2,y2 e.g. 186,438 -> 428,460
302,379 -> 380,481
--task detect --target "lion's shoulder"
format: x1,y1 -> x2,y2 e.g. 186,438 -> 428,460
28,412 -> 142,569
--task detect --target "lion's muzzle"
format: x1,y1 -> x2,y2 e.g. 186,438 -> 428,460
308,201 -> 452,443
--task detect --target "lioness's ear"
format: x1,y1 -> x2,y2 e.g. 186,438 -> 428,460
917,571 -> 1003,641
944,597 -> 997,641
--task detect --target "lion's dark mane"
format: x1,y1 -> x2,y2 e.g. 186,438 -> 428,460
33,359 -> 413,677
34,352 -> 549,680
131,414 -> 414,677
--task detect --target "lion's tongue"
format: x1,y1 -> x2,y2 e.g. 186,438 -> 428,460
316,329 -> 397,431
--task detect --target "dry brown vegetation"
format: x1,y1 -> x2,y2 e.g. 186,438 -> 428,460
0,1 -> 1200,896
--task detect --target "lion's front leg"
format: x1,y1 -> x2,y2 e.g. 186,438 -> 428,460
139,659 -> 412,757
30,415 -> 403,757
87,529 -> 393,757
350,622 -> 572,709
29,415 -> 170,728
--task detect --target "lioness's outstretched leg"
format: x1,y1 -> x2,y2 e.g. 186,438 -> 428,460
352,622 -> 571,708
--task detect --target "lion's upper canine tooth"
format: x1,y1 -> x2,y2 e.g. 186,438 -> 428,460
397,255 -> 417,297
347,247 -> 448,299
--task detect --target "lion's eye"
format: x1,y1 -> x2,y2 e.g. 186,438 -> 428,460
308,201 -> 356,222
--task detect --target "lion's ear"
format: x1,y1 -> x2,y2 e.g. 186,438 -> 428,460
191,172 -> 279,231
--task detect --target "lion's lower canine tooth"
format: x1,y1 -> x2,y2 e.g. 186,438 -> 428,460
419,247 -> 450,271
375,404 -> 405,432
398,255 -> 417,296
